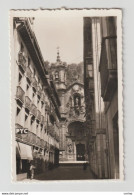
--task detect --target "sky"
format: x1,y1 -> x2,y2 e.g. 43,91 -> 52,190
32,14 -> 104,113
33,16 -> 83,64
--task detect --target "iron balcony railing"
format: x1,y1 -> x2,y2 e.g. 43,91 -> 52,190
37,110 -> 41,121
31,76 -> 38,90
18,51 -> 27,72
16,130 -> 48,149
31,103 -> 37,117
16,86 -> 25,103
25,96 -> 32,110
41,115 -> 45,124
99,36 -> 117,101
37,86 -> 42,97
26,66 -> 32,81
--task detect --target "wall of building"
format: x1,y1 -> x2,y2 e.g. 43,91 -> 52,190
13,18 -> 60,180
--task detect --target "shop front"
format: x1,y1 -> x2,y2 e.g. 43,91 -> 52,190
16,141 -> 33,181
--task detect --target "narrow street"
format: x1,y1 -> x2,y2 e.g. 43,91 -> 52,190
23,165 -> 96,181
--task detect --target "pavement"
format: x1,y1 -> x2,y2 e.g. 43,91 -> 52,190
22,165 -> 96,181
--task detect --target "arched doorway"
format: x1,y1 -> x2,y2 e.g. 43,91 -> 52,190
67,121 -> 86,161
76,143 -> 85,161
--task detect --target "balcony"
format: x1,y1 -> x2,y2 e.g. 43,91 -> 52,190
45,102 -> 50,113
99,36 -> 117,101
31,76 -> 38,90
41,93 -> 45,102
18,52 -> 27,72
16,86 -> 25,103
25,96 -> 31,110
37,86 -> 42,97
37,110 -> 41,121
16,130 -> 47,148
31,104 -> 37,117
26,66 -> 32,81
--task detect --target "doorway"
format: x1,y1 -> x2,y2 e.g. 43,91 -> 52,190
76,143 -> 85,161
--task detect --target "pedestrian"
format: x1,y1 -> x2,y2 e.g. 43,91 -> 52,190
30,163 -> 35,180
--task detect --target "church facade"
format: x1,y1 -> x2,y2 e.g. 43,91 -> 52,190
49,51 -> 88,162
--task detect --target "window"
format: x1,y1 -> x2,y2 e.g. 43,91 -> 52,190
16,107 -> 21,116
41,124 -> 43,130
28,57 -> 31,66
25,109 -> 29,121
41,101 -> 44,109
36,120 -> 39,129
31,116 -> 35,125
32,87 -> 36,98
25,114 -> 28,121
37,95 -> 40,104
26,84 -> 29,91
18,73 -> 22,83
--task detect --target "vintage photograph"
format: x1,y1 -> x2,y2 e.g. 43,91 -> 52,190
10,9 -> 123,181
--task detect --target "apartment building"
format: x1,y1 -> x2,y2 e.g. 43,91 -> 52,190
13,17 -> 61,180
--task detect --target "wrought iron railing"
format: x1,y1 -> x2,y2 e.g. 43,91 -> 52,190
25,96 -> 31,110
26,66 -> 32,81
37,110 -> 41,121
18,51 -> 27,71
31,103 -> 37,117
41,115 -> 45,124
16,86 -> 25,103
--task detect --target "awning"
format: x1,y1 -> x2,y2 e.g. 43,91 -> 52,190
17,142 -> 33,160
16,141 -> 21,159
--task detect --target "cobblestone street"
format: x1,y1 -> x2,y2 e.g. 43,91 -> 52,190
23,165 -> 96,181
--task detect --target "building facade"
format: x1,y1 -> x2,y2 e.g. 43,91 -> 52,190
13,18 -> 61,180
49,55 -> 88,162
84,17 -> 119,179
99,17 -> 119,179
